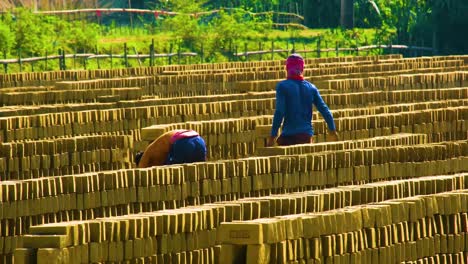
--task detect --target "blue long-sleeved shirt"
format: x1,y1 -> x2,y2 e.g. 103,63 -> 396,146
270,79 -> 336,137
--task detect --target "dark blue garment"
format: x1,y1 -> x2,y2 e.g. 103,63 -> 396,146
165,135 -> 207,165
271,79 -> 336,137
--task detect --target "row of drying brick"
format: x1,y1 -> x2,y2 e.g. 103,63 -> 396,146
0,87 -> 143,106
14,182 -> 468,263
236,71 -> 468,94
52,58 -> 464,90
161,57 -> 465,76
151,67 -> 467,97
0,139 -> 465,229
162,56 -> 442,75
116,87 -> 467,111
141,106 -> 467,154
0,135 -> 133,181
0,104 -> 465,178
0,55 -> 403,88
401,253 -> 466,264
0,158 -> 465,258
217,191 -> 468,264
0,86 -> 465,126
0,104 -> 465,179
49,67 -> 465,99
144,61 -> 466,87
0,133 -> 434,202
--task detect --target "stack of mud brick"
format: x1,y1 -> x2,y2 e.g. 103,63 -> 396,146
0,165 -> 190,261
320,71 -> 468,93
0,66 -> 163,88
255,105 -> 467,146
0,108 -> 144,143
0,54 -> 401,93
33,58 -> 463,101
256,133 -> 428,157
1,136 -> 466,262
0,87 -> 465,152
14,175 -> 468,263
235,58 -> 467,93
217,191 -> 468,264
0,54 -> 466,263
137,93 -> 466,159
140,116 -> 271,160
158,56 -> 449,96
0,86 -> 144,106
0,134 -> 133,180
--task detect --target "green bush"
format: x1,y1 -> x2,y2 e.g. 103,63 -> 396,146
0,20 -> 15,57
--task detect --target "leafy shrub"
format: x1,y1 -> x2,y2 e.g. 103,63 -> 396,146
0,20 -> 15,56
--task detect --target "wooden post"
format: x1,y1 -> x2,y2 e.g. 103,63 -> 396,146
335,42 -> 339,57
325,41 -> 329,57
189,43 -> 192,64
58,48 -> 62,70
124,42 -> 129,67
62,49 -> 66,70
388,42 -> 393,54
18,48 -> 23,72
84,56 -> 87,70
96,45 -> 100,69
3,52 -> 7,74
73,48 -> 77,69
168,42 -> 173,65
259,42 -> 263,61
376,39 -> 381,55
31,60 -> 34,72
110,45 -> 113,69
234,45 -> 238,62
244,42 -> 248,61
355,41 -> 359,56
150,39 -> 154,67
228,39 -> 233,62
271,40 -> 274,60
292,40 -> 296,53
133,47 -> 142,67
201,42 -> 204,63
177,43 -> 181,65
45,51 -> 48,70
316,38 -> 321,58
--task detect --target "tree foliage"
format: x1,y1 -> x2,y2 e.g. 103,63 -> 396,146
350,0 -> 468,53
0,19 -> 15,57
0,8 -> 100,57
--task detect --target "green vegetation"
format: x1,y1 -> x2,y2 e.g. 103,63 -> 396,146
0,0 -> 466,72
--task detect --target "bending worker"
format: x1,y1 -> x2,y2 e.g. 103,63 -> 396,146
135,129 -> 207,168
268,53 -> 338,146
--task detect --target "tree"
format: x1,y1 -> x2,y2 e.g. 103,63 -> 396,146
340,0 -> 354,29
0,21 -> 15,57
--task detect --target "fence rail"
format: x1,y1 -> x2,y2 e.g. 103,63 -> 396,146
0,7 -> 304,21
0,52 -> 198,65
0,43 -> 433,74
235,44 -> 433,57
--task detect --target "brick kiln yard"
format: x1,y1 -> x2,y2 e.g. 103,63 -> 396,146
0,54 -> 467,263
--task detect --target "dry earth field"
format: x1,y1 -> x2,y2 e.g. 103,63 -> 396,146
0,54 -> 467,263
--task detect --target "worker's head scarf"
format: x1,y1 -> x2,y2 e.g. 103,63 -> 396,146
286,54 -> 304,81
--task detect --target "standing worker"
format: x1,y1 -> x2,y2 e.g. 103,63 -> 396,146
135,129 -> 207,168
267,54 -> 338,146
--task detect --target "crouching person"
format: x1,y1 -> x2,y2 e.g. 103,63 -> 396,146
135,129 -> 207,168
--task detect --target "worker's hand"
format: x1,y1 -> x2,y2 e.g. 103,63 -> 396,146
327,130 -> 339,142
266,136 -> 277,147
